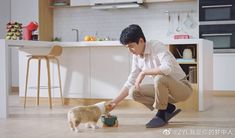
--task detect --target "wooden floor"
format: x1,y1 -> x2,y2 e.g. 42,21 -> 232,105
0,95 -> 235,138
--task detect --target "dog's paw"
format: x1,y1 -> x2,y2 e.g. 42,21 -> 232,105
91,125 -> 99,130
70,128 -> 75,131
85,123 -> 92,128
75,128 -> 82,133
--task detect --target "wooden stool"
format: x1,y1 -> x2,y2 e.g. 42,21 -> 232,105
24,45 -> 64,108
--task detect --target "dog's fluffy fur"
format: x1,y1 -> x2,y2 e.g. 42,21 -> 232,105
67,101 -> 112,132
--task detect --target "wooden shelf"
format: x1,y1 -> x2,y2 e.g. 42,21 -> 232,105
49,5 -> 90,8
177,62 -> 197,64
49,5 -> 71,8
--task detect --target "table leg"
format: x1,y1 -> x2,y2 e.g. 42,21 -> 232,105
0,40 -> 9,119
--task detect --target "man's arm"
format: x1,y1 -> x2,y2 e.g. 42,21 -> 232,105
108,86 -> 129,110
112,86 -> 129,104
142,68 -> 164,76
108,56 -> 140,110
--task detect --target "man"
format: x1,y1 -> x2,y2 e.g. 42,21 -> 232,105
108,24 -> 193,128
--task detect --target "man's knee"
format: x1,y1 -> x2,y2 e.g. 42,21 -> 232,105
129,86 -> 141,100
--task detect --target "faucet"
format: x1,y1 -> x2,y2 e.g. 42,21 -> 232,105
72,28 -> 79,41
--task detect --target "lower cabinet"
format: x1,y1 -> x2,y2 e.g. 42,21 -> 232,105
19,46 -> 130,99
19,48 -> 90,98
90,47 -> 130,99
213,54 -> 235,91
54,48 -> 91,98
19,48 -> 52,97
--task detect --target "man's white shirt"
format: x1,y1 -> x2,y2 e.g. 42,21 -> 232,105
124,40 -> 186,89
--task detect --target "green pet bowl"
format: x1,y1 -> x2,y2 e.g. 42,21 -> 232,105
101,115 -> 117,127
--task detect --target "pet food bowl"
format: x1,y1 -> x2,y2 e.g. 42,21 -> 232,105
101,115 -> 117,127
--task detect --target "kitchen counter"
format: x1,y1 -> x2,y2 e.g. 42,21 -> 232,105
0,39 -> 213,118
5,39 -> 207,47
5,40 -> 122,47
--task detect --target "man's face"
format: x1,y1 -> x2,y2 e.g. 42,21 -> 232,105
126,38 -> 145,56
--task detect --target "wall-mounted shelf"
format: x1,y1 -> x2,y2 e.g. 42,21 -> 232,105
177,62 -> 197,65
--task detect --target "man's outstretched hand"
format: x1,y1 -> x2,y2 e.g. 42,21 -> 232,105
106,101 -> 117,111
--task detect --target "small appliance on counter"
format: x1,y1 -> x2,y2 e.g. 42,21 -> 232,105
23,21 -> 38,40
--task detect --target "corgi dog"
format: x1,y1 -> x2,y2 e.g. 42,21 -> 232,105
67,101 -> 113,132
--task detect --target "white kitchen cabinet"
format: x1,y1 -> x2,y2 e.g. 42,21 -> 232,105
53,48 -> 90,98
19,48 -> 53,97
19,48 -> 90,98
213,54 -> 235,91
90,47 -> 130,99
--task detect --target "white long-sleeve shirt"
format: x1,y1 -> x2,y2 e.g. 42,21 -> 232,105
124,40 -> 186,89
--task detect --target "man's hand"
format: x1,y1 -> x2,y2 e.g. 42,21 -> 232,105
106,101 -> 117,111
135,71 -> 145,91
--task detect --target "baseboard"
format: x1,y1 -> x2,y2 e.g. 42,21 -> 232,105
213,91 -> 235,97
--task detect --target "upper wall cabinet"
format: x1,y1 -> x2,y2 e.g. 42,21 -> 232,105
52,0 -> 195,8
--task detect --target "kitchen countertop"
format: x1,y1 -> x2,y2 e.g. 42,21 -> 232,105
1,38 -> 213,118
5,39 -> 209,48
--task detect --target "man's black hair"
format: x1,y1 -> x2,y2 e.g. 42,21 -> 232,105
119,24 -> 146,45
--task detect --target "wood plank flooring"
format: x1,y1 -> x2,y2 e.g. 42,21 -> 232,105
0,95 -> 234,138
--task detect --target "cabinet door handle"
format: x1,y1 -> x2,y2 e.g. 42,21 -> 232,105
202,5 -> 232,8
202,33 -> 232,36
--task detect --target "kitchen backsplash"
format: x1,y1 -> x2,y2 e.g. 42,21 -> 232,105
54,1 -> 198,42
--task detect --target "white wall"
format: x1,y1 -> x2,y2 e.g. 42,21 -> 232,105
54,1 -> 198,42
11,0 -> 38,25
10,0 -> 38,86
9,1 -> 198,87
0,0 -> 10,39
0,0 -> 12,87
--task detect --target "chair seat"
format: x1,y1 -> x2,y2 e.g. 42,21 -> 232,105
27,55 -> 57,59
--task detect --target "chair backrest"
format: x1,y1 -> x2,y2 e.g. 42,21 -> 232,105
49,45 -> 62,57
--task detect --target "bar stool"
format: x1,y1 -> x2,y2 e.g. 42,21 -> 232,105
24,45 -> 64,108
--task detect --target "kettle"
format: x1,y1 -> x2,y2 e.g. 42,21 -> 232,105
183,48 -> 193,59
176,48 -> 193,59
